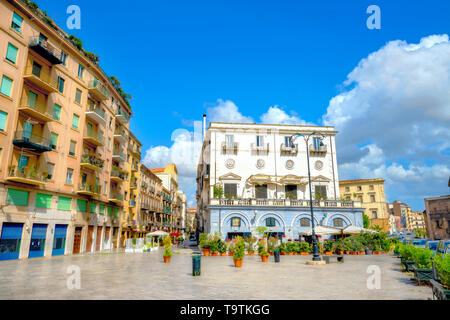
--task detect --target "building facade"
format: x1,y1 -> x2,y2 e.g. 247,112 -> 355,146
186,207 -> 197,233
339,179 -> 389,232
423,195 -> 450,240
196,122 -> 364,240
138,164 -> 164,233
405,210 -> 426,233
0,0 -> 135,260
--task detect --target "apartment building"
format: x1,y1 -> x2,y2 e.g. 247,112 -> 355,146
405,210 -> 426,233
138,164 -> 163,233
0,0 -> 134,260
196,122 -> 365,240
186,207 -> 197,233
174,190 -> 187,234
339,179 -> 389,232
423,195 -> 450,240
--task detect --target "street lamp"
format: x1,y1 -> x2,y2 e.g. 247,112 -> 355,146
291,132 -> 326,262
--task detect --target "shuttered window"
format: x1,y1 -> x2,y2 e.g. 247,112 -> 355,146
0,76 -> 13,97
36,193 -> 52,209
98,204 -> 105,215
11,12 -> 23,32
89,202 -> 96,214
57,197 -> 71,211
113,207 -> 119,217
77,199 -> 87,212
75,89 -> 82,104
6,43 -> 18,64
53,104 -> 61,120
72,114 -> 79,129
7,189 -> 29,206
0,111 -> 7,131
107,206 -> 113,216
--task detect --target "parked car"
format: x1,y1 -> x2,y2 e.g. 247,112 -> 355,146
425,240 -> 439,253
188,236 -> 198,246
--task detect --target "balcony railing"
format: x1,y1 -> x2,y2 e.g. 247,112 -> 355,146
115,108 -> 130,124
114,128 -> 128,144
86,103 -> 106,125
29,37 -> 62,65
109,192 -> 124,202
112,149 -> 126,162
280,143 -> 298,153
309,144 -> 327,153
251,143 -> 270,153
7,166 -> 48,185
83,131 -> 105,146
78,183 -> 101,195
210,198 -> 362,208
12,131 -> 52,153
221,142 -> 239,154
23,66 -> 58,94
111,169 -> 128,181
80,154 -> 104,171
88,80 -> 110,100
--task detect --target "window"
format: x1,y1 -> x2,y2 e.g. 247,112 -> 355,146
224,184 -> 237,198
66,168 -> 73,184
57,197 -> 71,211
50,132 -> 58,150
372,211 -> 378,219
27,91 -> 37,108
6,188 -> 29,206
11,12 -> 23,33
345,187 -> 350,192
32,61 -> 42,77
109,117 -> 112,128
0,111 -> 7,131
53,104 -> 61,120
72,114 -> 79,129
17,155 -> 28,171
256,135 -> 264,147
313,137 -> 322,150
370,195 -> 376,203
285,185 -> 297,199
90,202 -> 97,214
60,51 -> 67,66
0,75 -> 13,97
47,162 -> 54,180
57,77 -> 65,93
99,204 -> 105,215
255,184 -> 267,199
357,186 -> 362,191
75,89 -> 82,104
76,199 -> 87,212
69,140 -> 76,156
103,182 -> 107,194
285,136 -> 293,147
107,138 -> 111,150
369,185 -> 374,190
266,217 -> 276,227
6,43 -> 18,64
36,193 -> 52,209
225,135 -> 234,146
231,217 -> 241,227
78,64 -> 84,78
107,206 -> 113,216
333,218 -> 344,228
300,218 -> 310,227
314,185 -> 327,199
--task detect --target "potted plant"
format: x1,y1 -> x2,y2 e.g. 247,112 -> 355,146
218,240 -> 227,256
199,233 -> 211,256
267,237 -> 278,255
210,238 -> 219,256
298,242 -> 310,255
381,239 -> 391,254
399,244 -> 416,272
233,236 -> 245,267
432,253 -> 450,299
228,240 -> 235,256
411,247 -> 433,285
163,235 -> 172,263
278,242 -> 287,255
286,242 -> 295,255
323,240 -> 333,255
245,236 -> 256,255
334,240 -> 344,255
257,239 -> 269,263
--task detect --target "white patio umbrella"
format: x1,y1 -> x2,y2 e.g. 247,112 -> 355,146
298,225 -> 341,236
342,225 -> 377,234
146,230 -> 169,248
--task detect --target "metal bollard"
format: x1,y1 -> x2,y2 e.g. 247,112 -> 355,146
192,255 -> 201,276
274,250 -> 280,263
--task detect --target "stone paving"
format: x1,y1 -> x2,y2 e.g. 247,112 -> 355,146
0,247 -> 432,300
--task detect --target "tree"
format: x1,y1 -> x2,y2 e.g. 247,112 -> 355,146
109,76 -> 132,107
363,213 -> 370,229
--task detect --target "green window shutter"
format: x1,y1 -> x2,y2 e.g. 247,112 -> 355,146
107,206 -> 112,216
89,202 -> 97,214
53,104 -> 61,120
77,199 -> 87,212
57,77 -> 65,93
98,204 -> 105,215
1,76 -> 13,97
6,43 -> 18,64
50,132 -> 58,149
36,193 -> 52,209
57,196 -> 72,211
12,12 -> 23,32
75,89 -> 82,103
113,207 -> 119,217
0,111 -> 7,131
72,114 -> 79,129
7,188 -> 29,206
27,91 -> 37,108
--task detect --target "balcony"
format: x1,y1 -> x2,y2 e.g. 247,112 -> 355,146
112,149 -> 126,162
280,143 -> 298,154
12,131 -> 52,153
130,181 -> 138,190
114,128 -> 128,145
7,166 -> 47,186
88,80 -> 110,101
77,183 -> 101,196
23,66 -> 58,94
83,131 -> 105,147
131,163 -> 139,172
111,169 -> 128,183
210,198 -> 362,208
108,192 -> 123,205
85,103 -> 106,126
80,154 -> 104,171
221,142 -> 239,154
18,103 -> 54,123
251,143 -> 270,154
128,144 -> 140,156
309,144 -> 327,154
115,108 -> 130,124
28,37 -> 62,65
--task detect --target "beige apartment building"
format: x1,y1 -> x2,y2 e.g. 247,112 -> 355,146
339,179 -> 389,232
0,0 -> 134,260
138,164 -> 164,233
405,210 -> 426,233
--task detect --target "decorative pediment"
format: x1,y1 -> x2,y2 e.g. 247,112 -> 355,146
279,174 -> 307,185
246,174 -> 274,184
219,172 -> 242,181
311,175 -> 331,182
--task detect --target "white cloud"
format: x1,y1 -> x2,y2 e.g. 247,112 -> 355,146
206,99 -> 254,123
260,106 -> 308,125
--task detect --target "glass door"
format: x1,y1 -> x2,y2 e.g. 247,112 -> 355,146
23,122 -> 33,140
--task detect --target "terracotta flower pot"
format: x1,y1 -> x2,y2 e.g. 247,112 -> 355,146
325,251 -> 332,255
202,248 -> 210,256
344,251 -> 349,255
269,252 -> 274,256
338,251 -> 343,255
211,252 -> 218,256
360,251 -> 364,255
247,252 -> 254,256
280,252 -> 286,255
288,252 -> 294,256
220,252 -> 227,256
261,255 -> 269,263
300,252 -> 309,255
293,252 -> 298,255
228,252 -> 234,256
384,251 -> 389,254
233,258 -> 243,268
163,255 -> 171,263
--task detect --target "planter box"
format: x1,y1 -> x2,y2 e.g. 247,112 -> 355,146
402,260 -> 416,272
430,279 -> 450,300
412,266 -> 433,285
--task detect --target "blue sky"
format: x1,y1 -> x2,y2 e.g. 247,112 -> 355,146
37,0 -> 450,210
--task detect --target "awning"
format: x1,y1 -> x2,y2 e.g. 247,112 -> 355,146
278,174 -> 308,185
342,225 -> 377,234
298,225 -> 341,236
146,230 -> 169,237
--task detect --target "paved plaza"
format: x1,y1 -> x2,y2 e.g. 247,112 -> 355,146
0,248 -> 431,300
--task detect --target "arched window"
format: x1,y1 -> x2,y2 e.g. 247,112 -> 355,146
300,218 -> 310,227
266,217 -> 276,227
231,217 -> 241,227
333,218 -> 344,228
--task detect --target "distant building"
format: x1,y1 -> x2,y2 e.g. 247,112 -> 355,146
405,210 -> 426,233
423,195 -> 450,240
339,179 -> 389,232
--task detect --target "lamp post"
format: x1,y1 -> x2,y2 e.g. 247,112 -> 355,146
291,132 -> 325,261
